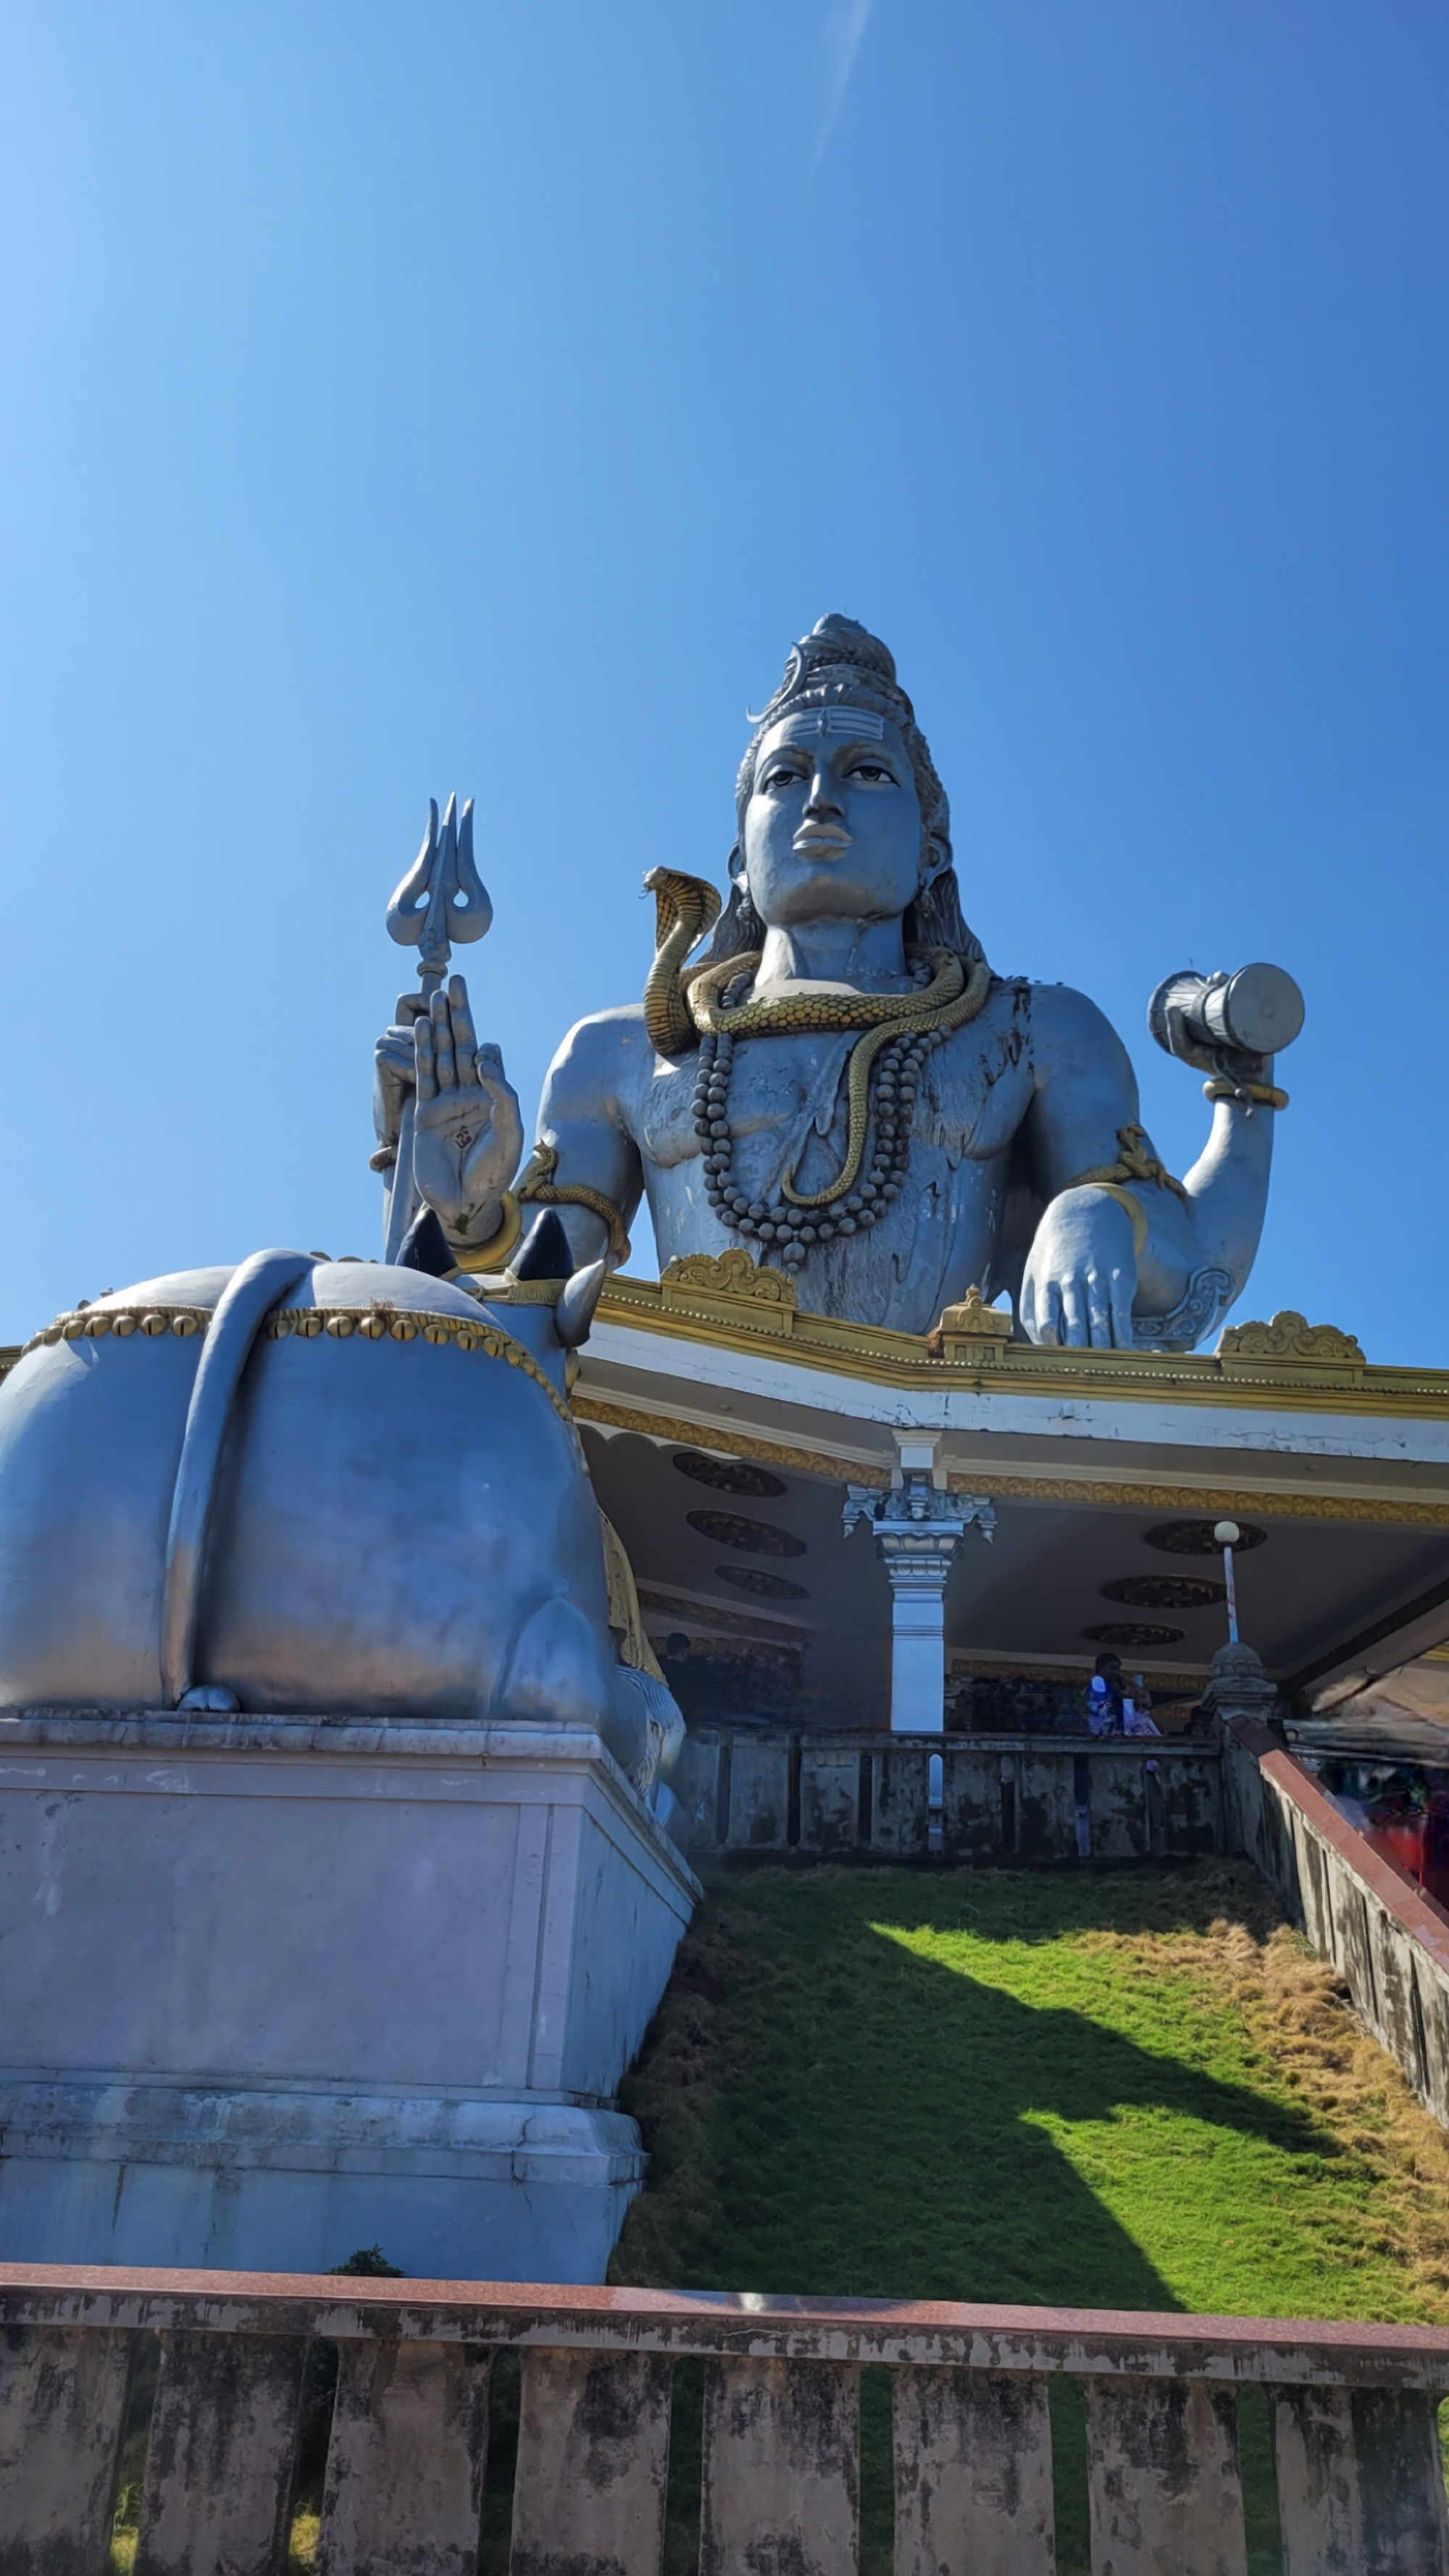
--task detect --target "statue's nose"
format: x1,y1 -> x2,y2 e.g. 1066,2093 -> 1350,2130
806,770 -> 843,817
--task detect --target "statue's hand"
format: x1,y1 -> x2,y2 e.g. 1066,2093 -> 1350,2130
1020,1188 -> 1137,1349
373,1001 -> 425,1155
412,976 -> 525,1246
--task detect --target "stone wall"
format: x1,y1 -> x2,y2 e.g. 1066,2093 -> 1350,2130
1221,1704 -> 1449,2128
678,1727 -> 1222,1864
2,2264 -> 1446,2572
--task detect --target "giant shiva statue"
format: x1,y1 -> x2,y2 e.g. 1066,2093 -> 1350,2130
375,614 -> 1302,1350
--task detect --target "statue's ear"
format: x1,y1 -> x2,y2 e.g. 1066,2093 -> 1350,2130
920,832 -> 951,891
727,840 -> 746,886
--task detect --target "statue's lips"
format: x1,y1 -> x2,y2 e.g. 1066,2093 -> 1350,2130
792,826 -> 852,856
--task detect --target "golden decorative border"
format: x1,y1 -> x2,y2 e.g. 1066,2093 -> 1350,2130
596,1275 -> 1449,1422
949,1472 -> 1449,1530
13,1305 -> 577,1437
575,1395 -> 1449,1529
575,1395 -> 891,1488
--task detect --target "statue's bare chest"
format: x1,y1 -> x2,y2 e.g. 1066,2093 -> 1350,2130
636,985 -> 1033,1177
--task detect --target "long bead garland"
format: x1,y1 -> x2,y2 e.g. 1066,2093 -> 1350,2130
691,958 -> 954,1271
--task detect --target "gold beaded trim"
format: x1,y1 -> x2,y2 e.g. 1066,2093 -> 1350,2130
23,1305 -> 211,1352
25,1302 -> 576,1435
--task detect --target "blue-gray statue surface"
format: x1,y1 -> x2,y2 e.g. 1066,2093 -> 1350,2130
377,617 -> 1302,1351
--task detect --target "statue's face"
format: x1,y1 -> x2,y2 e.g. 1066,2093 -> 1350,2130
740,709 -> 930,928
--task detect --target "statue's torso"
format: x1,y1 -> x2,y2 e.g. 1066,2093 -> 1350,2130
621,980 -> 1035,1335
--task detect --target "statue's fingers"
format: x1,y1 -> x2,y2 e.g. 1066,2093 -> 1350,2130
1109,1267 -> 1135,1349
1034,1281 -> 1062,1346
448,976 -> 482,1086
414,1014 -> 438,1104
1059,1278 -> 1088,1347
1086,1272 -> 1114,1347
430,985 -> 457,1091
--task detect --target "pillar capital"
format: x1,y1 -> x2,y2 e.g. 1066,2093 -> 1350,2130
845,1477 -> 996,1730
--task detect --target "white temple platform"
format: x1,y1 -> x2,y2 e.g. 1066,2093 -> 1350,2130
0,1713 -> 698,2282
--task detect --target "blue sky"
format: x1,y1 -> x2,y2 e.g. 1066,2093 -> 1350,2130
1,2 -> 1445,1359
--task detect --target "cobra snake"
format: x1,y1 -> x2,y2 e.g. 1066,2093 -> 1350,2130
642,867 -> 724,1056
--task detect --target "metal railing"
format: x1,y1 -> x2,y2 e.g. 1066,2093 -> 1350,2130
1,2264 -> 1445,2573
678,1727 -> 1222,1864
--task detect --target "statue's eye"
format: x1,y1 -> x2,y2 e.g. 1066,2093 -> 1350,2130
762,765 -> 803,791
849,762 -> 893,783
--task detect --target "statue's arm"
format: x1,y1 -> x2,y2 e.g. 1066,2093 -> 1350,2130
1021,986 -> 1190,1343
525,1006 -> 650,1270
1022,984 -> 1277,1346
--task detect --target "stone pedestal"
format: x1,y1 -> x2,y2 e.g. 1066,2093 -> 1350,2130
0,1712 -> 698,2283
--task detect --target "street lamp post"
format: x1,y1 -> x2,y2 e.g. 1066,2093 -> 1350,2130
1214,1520 -> 1241,1646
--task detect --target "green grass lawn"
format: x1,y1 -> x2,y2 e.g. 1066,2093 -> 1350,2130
609,1857 -> 1449,2573
109,1856 -> 1449,2576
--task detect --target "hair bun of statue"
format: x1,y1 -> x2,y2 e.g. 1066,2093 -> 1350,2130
802,613 -> 897,685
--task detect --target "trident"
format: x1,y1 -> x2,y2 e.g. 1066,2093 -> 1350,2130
386,793 -> 493,997
380,795 -> 493,1260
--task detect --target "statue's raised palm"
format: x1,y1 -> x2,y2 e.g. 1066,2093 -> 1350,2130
409,978 -> 523,1247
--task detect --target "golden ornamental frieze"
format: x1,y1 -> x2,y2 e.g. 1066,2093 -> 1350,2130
572,1395 -> 1449,1529
945,1471 -> 1449,1531
593,1277 -> 1449,1422
18,1303 -> 577,1435
1216,1310 -> 1365,1367
575,1395 -> 892,1488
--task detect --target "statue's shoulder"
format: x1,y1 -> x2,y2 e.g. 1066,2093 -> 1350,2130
1018,977 -> 1132,1070
541,1001 -> 656,1117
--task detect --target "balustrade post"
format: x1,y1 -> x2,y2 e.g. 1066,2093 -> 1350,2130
509,2347 -> 672,2576
0,2322 -> 133,2572
134,2330 -> 309,2576
1272,2382 -> 1449,2574
316,2340 -> 492,2576
1082,2373 -> 1247,2576
701,2356 -> 858,2576
893,2364 -> 1054,2575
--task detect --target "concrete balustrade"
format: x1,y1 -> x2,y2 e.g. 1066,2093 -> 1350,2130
0,2267 -> 1445,2573
1221,1703 -> 1449,2130
678,1727 -> 1222,1864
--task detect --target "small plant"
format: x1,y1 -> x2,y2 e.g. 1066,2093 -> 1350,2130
327,2244 -> 404,2277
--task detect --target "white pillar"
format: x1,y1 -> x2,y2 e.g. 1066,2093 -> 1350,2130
844,1465 -> 996,1733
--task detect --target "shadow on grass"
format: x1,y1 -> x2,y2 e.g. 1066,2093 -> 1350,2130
614,1862 -> 1316,2576
617,1862 -> 1326,2313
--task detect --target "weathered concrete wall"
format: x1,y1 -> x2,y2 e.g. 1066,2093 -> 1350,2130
1222,1711 -> 1449,2130
679,1727 -> 1222,1866
1,2267 -> 1447,2576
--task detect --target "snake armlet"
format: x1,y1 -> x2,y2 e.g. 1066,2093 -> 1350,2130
1063,1124 -> 1190,1206
1203,1077 -> 1289,1110
641,867 -> 722,1056
517,1143 -> 632,1265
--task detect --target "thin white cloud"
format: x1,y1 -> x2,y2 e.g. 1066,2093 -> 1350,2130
811,0 -> 875,172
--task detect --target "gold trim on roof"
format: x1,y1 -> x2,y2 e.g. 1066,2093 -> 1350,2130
593,1275 -> 1449,1421
572,1393 -> 1449,1528
945,1472 -> 1449,1532
575,1396 -> 891,1489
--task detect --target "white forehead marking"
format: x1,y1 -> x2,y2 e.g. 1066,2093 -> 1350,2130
769,706 -> 886,741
